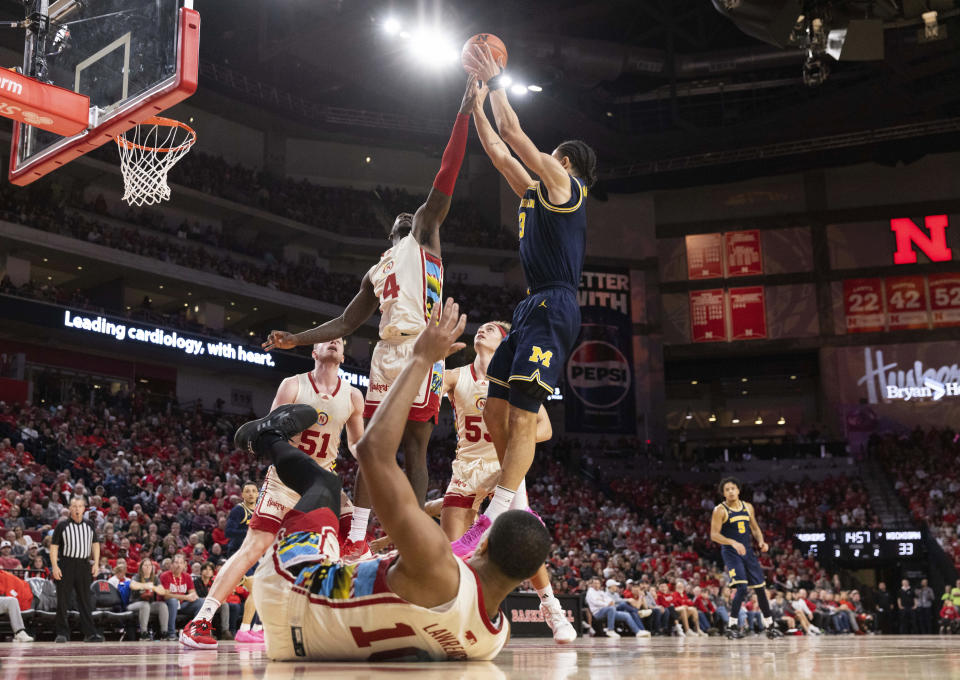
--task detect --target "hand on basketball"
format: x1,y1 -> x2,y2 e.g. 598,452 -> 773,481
263,330 -> 297,351
459,74 -> 480,115
414,298 -> 466,363
474,79 -> 489,113
731,541 -> 747,556
464,44 -> 503,83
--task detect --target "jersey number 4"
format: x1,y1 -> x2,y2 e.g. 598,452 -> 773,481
383,273 -> 400,299
298,430 -> 331,458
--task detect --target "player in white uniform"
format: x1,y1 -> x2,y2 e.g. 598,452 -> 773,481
180,338 -> 364,649
247,301 -> 552,662
263,78 -> 480,553
440,321 -> 576,644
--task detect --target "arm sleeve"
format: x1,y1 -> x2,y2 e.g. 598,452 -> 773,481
432,113 -> 470,196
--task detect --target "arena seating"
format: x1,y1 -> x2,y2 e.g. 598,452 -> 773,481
0,396 -> 900,639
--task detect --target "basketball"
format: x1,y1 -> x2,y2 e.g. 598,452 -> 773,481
461,33 -> 508,72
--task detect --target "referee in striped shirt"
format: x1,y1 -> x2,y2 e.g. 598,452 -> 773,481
50,496 -> 103,642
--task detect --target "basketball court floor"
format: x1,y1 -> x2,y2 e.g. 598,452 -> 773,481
2,636 -> 958,679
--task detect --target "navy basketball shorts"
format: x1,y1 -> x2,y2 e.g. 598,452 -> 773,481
487,286 -> 581,413
721,546 -> 766,588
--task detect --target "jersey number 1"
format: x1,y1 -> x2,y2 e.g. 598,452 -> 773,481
383,273 -> 400,299
350,623 -> 421,661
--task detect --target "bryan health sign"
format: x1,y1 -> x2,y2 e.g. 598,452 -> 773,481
565,269 -> 635,434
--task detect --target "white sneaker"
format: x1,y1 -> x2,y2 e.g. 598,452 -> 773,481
604,629 -> 621,638
697,630 -> 708,637
541,598 -> 577,644
810,626 -> 822,635
638,609 -> 653,618
14,630 -> 34,642
635,630 -> 651,638
674,623 -> 686,637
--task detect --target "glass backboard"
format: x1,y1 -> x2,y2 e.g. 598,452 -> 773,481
9,0 -> 198,185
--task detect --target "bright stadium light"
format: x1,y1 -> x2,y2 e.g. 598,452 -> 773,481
527,84 -> 542,92
510,84 -> 528,96
409,28 -> 459,67
499,74 -> 513,87
383,17 -> 401,35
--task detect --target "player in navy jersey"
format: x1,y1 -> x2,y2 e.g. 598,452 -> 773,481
710,477 -> 783,639
453,45 -> 597,560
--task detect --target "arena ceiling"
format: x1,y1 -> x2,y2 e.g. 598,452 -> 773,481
1,0 -> 958,189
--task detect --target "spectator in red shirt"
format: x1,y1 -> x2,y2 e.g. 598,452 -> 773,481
940,600 -> 959,634
211,517 -> 229,548
160,553 -> 197,640
0,541 -> 21,570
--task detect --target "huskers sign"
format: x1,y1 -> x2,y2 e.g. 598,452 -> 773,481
891,214 -> 952,265
565,269 -> 636,434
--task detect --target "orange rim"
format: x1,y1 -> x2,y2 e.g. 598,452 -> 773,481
116,115 -> 197,153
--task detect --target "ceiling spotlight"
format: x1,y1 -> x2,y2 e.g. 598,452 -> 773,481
500,74 -> 513,87
510,84 -> 528,96
42,257 -> 48,262
46,275 -> 52,280
754,414 -> 763,425
685,407 -> 693,420
708,413 -> 717,423
409,28 -> 459,66
365,156 -> 372,164
790,375 -> 797,380
383,17 -> 401,35
605,111 -> 614,117
527,84 -> 542,92
183,303 -> 188,307
777,414 -> 786,426
76,265 -> 83,270
741,377 -> 748,383
731,413 -> 740,424
691,380 -> 698,385
922,11 -> 940,41
158,285 -> 164,290
193,305 -> 199,313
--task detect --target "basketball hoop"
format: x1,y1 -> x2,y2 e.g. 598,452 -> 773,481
115,116 -> 197,206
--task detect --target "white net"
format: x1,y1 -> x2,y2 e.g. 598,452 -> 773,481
115,116 -> 196,206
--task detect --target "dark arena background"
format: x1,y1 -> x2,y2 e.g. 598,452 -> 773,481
1,0 -> 960,678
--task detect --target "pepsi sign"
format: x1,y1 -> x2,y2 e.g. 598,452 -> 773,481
567,340 -> 632,408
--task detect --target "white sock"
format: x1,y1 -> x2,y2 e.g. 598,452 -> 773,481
239,623 -> 251,632
349,507 -> 371,542
536,584 -> 555,603
252,623 -> 262,632
508,480 -> 529,510
729,617 -> 738,627
763,616 -> 773,627
196,597 -> 221,621
483,486 -> 515,522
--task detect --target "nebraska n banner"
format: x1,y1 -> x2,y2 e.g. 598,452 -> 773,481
565,269 -> 635,434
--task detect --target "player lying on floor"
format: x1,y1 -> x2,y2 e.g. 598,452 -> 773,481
219,300 -> 551,661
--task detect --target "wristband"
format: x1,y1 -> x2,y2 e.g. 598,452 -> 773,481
487,74 -> 506,91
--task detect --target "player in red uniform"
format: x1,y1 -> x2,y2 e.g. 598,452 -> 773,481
262,77 -> 480,561
213,300 -> 551,660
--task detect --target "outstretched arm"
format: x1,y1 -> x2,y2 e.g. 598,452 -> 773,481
464,45 -> 571,204
262,274 -> 379,351
412,76 -> 479,255
472,81 -> 533,198
354,299 -> 466,599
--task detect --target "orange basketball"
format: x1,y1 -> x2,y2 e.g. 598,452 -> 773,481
461,33 -> 508,72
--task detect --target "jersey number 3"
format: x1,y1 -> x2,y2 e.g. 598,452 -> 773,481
518,212 -> 526,239
383,273 -> 400,300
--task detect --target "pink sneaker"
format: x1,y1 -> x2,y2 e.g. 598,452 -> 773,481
525,507 -> 545,526
234,629 -> 263,643
451,514 -> 492,558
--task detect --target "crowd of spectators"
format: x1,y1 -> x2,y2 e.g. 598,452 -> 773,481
0,394 -> 953,640
871,427 -> 960,583
1,180 -> 526,328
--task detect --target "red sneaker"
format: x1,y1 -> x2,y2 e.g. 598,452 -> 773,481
341,538 -> 373,565
179,620 -> 218,649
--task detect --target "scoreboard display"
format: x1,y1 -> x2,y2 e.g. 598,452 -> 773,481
794,529 -> 924,563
